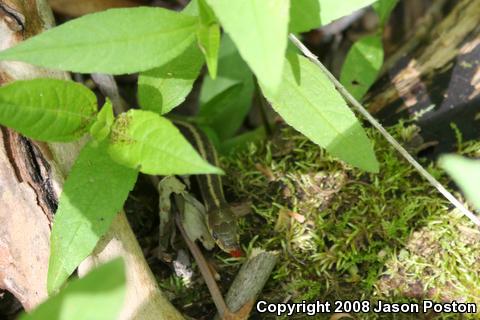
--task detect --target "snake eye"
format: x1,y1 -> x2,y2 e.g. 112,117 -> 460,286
211,231 -> 218,240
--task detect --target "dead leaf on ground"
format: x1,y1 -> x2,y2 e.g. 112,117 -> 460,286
286,210 -> 306,223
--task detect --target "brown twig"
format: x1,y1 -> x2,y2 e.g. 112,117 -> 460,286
174,211 -> 233,319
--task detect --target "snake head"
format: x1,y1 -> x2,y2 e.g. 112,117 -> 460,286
207,206 -> 242,256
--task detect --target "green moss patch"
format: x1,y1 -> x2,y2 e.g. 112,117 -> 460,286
156,124 -> 480,319
219,124 -> 480,319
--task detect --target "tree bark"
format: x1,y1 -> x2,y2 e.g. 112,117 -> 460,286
0,0 -> 67,311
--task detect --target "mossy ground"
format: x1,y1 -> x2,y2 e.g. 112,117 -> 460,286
157,124 -> 480,320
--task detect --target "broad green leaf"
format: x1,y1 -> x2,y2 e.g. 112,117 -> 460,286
374,0 -> 398,26
320,0 -> 378,25
319,0 -> 377,25
198,0 -> 216,23
290,0 -> 378,32
206,0 -> 290,92
198,84 -> 245,137
183,0 -> 199,15
261,53 -> 379,172
138,43 -> 204,114
24,259 -> 125,320
0,79 -> 96,141
440,155 -> 480,211
89,99 -> 114,142
197,0 -> 220,79
340,35 -> 384,101
0,8 -> 197,74
48,141 -> 138,293
199,35 -> 254,140
108,110 -> 222,175
289,0 -> 322,33
200,35 -> 252,103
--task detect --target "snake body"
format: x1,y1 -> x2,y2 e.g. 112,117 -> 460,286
173,120 -> 241,256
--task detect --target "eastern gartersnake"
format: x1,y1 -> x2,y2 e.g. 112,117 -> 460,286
173,119 -> 241,257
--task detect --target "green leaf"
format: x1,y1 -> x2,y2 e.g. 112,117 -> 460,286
320,0 -> 378,25
289,0 -> 322,33
89,99 -> 114,142
198,83 -> 253,140
206,0 -> 290,92
290,0 -> 378,32
220,126 -> 267,154
374,0 -> 398,26
137,43 -> 204,114
108,110 -> 222,175
183,0 -> 199,15
197,0 -> 220,79
0,79 -> 96,141
0,8 -> 197,74
261,53 -> 379,172
48,141 -> 138,293
440,155 -> 480,212
23,259 -> 125,320
340,35 -> 384,101
198,35 -> 254,140
200,35 -> 252,102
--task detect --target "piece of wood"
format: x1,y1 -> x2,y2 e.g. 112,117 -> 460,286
366,0 -> 480,155
0,128 -> 57,311
0,0 -> 67,310
216,249 -> 278,320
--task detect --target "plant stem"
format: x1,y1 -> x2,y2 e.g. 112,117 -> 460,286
174,212 -> 231,319
91,73 -> 128,115
288,34 -> 480,227
254,80 -> 273,135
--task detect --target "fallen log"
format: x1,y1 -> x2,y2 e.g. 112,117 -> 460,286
367,0 -> 480,155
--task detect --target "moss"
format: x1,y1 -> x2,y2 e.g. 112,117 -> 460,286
218,123 -> 480,319
155,123 -> 480,319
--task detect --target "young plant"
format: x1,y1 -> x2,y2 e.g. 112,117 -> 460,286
340,0 -> 398,101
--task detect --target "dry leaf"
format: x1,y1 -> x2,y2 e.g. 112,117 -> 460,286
287,210 -> 306,223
